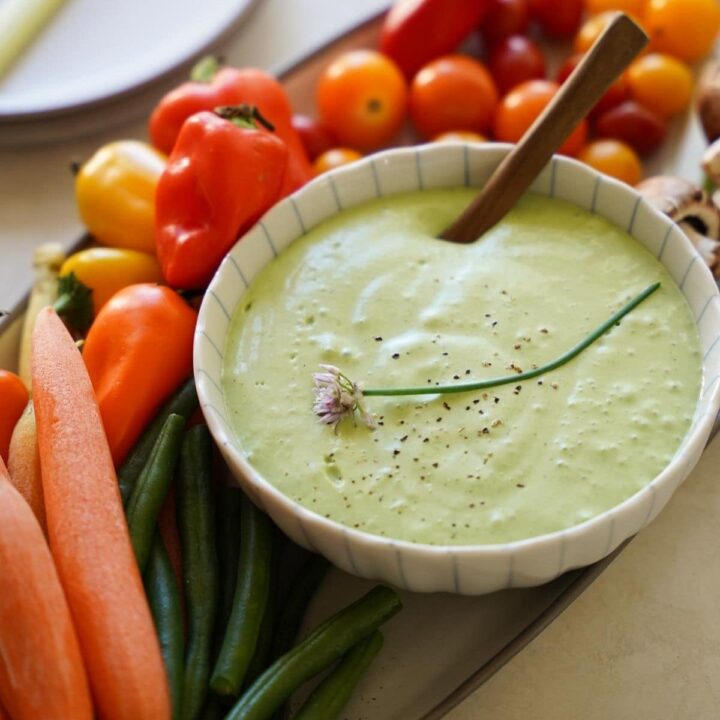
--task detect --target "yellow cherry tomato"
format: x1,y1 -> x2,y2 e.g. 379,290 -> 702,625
579,140 -> 643,186
75,141 -> 166,254
585,0 -> 646,15
60,247 -> 163,315
312,148 -> 364,176
432,131 -> 488,143
644,0 -> 720,62
626,53 -> 693,117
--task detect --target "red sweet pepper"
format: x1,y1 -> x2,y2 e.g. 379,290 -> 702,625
379,0 -> 489,78
149,59 -> 311,195
155,106 -> 289,289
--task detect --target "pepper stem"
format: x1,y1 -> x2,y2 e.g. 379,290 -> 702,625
214,104 -> 276,132
190,55 -> 221,83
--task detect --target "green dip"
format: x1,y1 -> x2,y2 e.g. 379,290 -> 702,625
222,190 -> 701,545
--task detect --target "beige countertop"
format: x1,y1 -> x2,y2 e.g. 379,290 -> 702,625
1,2 -> 718,718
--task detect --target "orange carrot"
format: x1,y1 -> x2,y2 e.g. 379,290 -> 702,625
7,403 -> 46,534
31,308 -> 170,720
0,455 -> 92,720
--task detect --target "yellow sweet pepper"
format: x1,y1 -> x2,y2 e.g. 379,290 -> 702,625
75,141 -> 166,254
59,247 -> 163,316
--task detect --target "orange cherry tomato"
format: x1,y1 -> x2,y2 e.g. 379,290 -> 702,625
291,114 -> 337,161
579,140 -> 643,186
494,80 -> 588,156
585,0 -> 645,15
409,55 -> 499,140
644,0 -> 720,62
316,50 -> 408,151
574,11 -> 626,53
432,131 -> 488,143
626,53 -> 693,117
313,148 -> 363,176
0,370 -> 29,462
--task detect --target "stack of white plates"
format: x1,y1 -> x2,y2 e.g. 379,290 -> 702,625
0,0 -> 259,146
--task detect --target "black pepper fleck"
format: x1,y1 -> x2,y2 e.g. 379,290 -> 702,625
391,353 -> 400,359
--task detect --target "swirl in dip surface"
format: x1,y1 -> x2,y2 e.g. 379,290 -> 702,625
222,190 -> 701,545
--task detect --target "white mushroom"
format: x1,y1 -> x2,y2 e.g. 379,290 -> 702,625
635,175 -> 720,276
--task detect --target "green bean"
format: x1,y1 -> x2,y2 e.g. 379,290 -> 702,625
178,425 -> 219,720
211,495 -> 273,697
270,555 -> 329,662
215,484 -> 243,634
145,534 -> 184,720
225,585 -> 402,720
293,631 -> 384,720
126,413 -> 185,573
244,533 -> 280,687
118,377 -> 198,505
198,695 -> 225,720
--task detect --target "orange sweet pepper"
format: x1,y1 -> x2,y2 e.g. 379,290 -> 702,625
83,284 -> 197,465
0,370 -> 29,462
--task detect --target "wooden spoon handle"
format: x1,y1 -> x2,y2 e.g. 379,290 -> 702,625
441,13 -> 648,244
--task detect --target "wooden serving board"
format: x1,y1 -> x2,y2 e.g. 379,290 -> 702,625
0,11 -> 715,720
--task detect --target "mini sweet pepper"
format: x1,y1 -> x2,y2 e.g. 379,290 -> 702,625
83,284 -> 197,465
379,0 -> 490,78
75,140 -> 166,254
149,59 -> 312,194
155,106 -> 289,289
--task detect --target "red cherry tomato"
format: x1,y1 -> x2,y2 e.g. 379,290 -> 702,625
489,35 -> 545,95
410,55 -> 499,139
494,80 -> 587,157
528,0 -> 583,38
557,52 -> 630,120
291,115 -> 337,161
593,101 -> 667,156
316,50 -> 408,151
481,0 -> 529,44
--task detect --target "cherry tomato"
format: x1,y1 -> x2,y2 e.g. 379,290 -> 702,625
557,52 -> 630,120
291,114 -> 337,161
593,101 -> 667,156
585,0 -> 645,16
645,0 -> 720,62
481,0 -> 529,43
579,140 -> 643,186
494,80 -> 588,156
316,50 -> 408,151
528,0 -> 583,38
409,55 -> 499,139
432,130 -> 488,143
312,148 -> 363,176
574,11 -> 622,53
489,35 -> 545,95
626,53 -> 693,117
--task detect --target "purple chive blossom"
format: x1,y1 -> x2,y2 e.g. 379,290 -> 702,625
312,364 -> 376,431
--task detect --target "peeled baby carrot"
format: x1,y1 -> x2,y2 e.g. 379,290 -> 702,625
31,307 -> 170,720
0,455 -> 92,720
7,402 -> 46,534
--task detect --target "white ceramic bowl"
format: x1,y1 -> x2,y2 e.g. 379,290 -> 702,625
195,143 -> 720,595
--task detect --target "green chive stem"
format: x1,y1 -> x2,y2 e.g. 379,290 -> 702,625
362,282 -> 660,398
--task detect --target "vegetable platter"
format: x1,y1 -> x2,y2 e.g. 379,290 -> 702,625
2,2 -> 720,719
